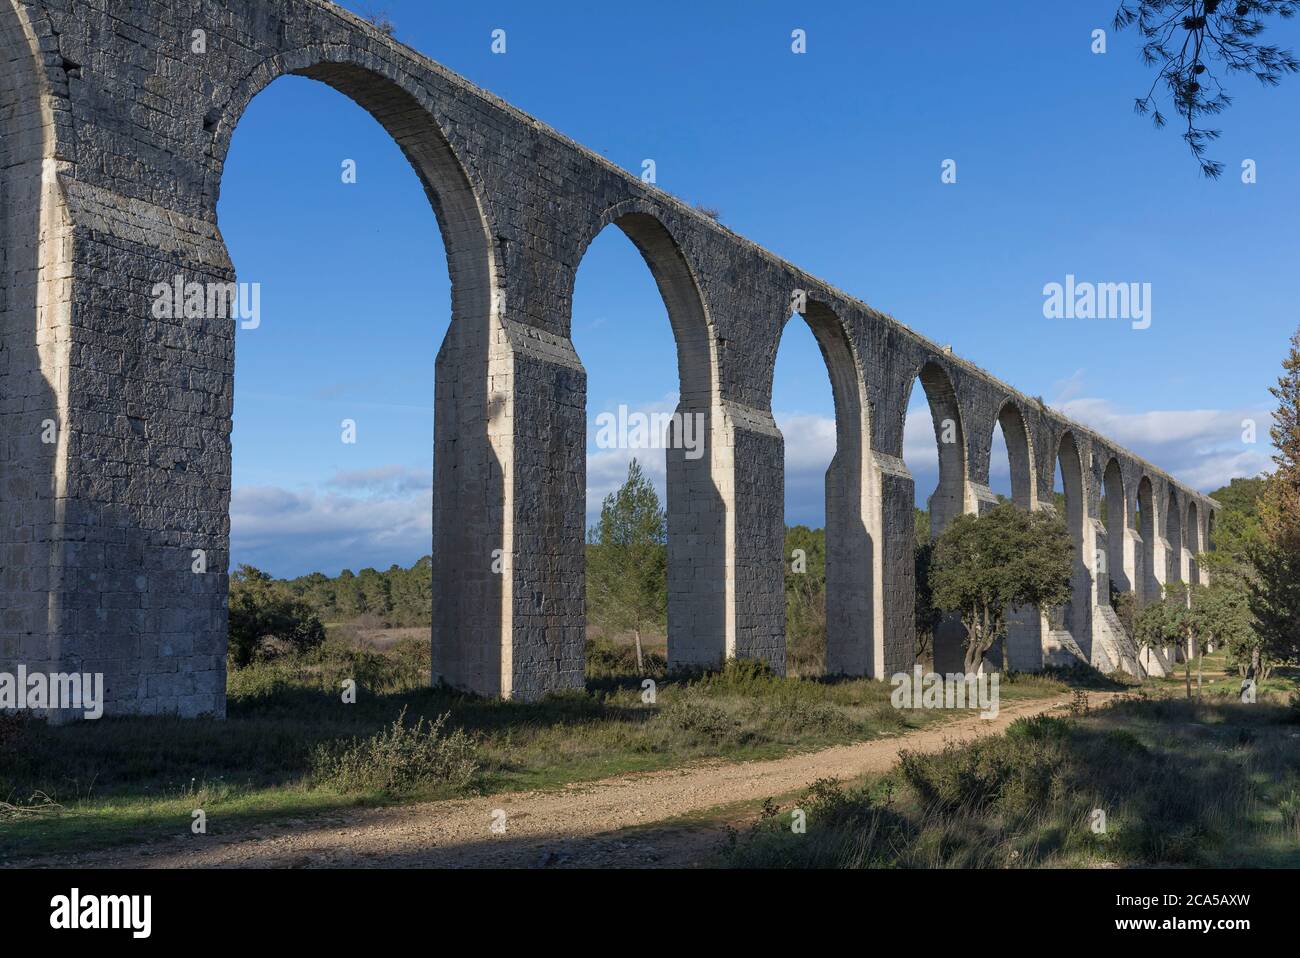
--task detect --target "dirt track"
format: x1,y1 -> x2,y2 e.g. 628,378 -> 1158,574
22,692 -> 1117,869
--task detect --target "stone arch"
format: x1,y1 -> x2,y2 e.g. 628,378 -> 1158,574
573,201 -> 726,671
1055,432 -> 1090,651
576,200 -> 718,407
905,361 -> 969,672
1186,499 -> 1201,584
1101,457 -> 1128,597
1136,475 -> 1157,603
907,361 -> 969,540
994,399 -> 1036,510
1165,486 -> 1184,585
209,47 -> 496,324
778,299 -> 873,676
210,49 -> 502,697
993,399 -> 1041,670
0,1 -> 73,695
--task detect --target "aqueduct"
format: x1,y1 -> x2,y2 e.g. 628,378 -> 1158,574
1,0 -> 1218,716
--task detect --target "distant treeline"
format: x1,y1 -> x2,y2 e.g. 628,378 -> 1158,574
278,556 -> 434,627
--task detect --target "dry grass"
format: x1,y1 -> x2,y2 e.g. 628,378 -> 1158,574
720,684 -> 1300,868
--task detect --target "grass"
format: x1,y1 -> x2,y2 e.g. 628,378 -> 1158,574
716,675 -> 1300,869
0,631 -> 1076,860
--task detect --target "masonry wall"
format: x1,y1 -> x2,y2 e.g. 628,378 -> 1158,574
0,0 -> 1220,715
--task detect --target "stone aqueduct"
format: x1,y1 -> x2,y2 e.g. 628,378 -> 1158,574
1,0 -> 1218,717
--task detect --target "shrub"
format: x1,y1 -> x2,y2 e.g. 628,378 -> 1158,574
311,706 -> 477,795
899,728 -> 1064,817
228,565 -> 326,668
761,697 -> 855,737
1280,791 -> 1300,838
659,693 -> 742,744
584,635 -> 666,680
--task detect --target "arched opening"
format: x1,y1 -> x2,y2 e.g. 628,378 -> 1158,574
1165,487 -> 1184,586
1055,433 -> 1089,655
905,362 -> 968,672
994,401 -> 1035,510
773,301 -> 870,677
1136,476 -> 1157,604
992,401 -> 1039,670
773,314 -> 833,675
989,419 -> 1013,503
1186,500 -> 1201,584
221,75 -> 444,573
214,58 -> 496,696
1101,458 -> 1128,601
572,210 -> 721,674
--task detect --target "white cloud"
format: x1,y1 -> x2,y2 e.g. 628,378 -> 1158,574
326,464 -> 431,495
231,466 -> 432,577
1056,397 -> 1272,491
236,397 -> 1270,576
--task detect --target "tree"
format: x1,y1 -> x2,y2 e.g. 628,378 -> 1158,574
1115,1 -> 1300,177
914,541 -> 942,667
914,507 -> 930,546
784,525 -> 827,675
1206,476 -> 1268,560
586,459 -> 667,671
227,565 -> 326,668
1135,582 -> 1212,697
1134,583 -> 1193,693
930,503 -> 1073,674
1192,562 -> 1263,676
1248,325 -> 1300,670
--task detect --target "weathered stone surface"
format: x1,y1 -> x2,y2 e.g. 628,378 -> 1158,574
0,0 -> 1219,714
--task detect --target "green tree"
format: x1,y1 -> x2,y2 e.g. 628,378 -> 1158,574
914,507 -> 930,546
1206,476 -> 1268,561
784,525 -> 826,675
1249,325 -> 1300,670
930,503 -> 1073,673
586,459 -> 667,671
227,564 -> 326,668
1135,582 -> 1203,697
914,541 -> 941,667
1115,1 -> 1300,177
1192,563 -> 1262,677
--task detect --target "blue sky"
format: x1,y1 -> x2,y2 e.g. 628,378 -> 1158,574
219,0 -> 1295,577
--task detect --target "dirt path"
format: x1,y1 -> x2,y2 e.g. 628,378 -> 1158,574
21,692 -> 1121,869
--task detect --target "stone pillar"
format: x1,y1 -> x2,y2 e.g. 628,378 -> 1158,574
665,399 -> 728,669
720,402 -> 785,672
1117,524 -> 1139,596
0,19 -> 78,715
434,314 -> 587,701
874,454 -> 917,677
823,438 -> 875,677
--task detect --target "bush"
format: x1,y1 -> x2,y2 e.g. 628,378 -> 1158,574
761,696 -> 855,737
584,635 -> 666,680
228,565 -> 326,668
311,706 -> 477,795
659,693 -> 743,744
898,722 -> 1066,817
